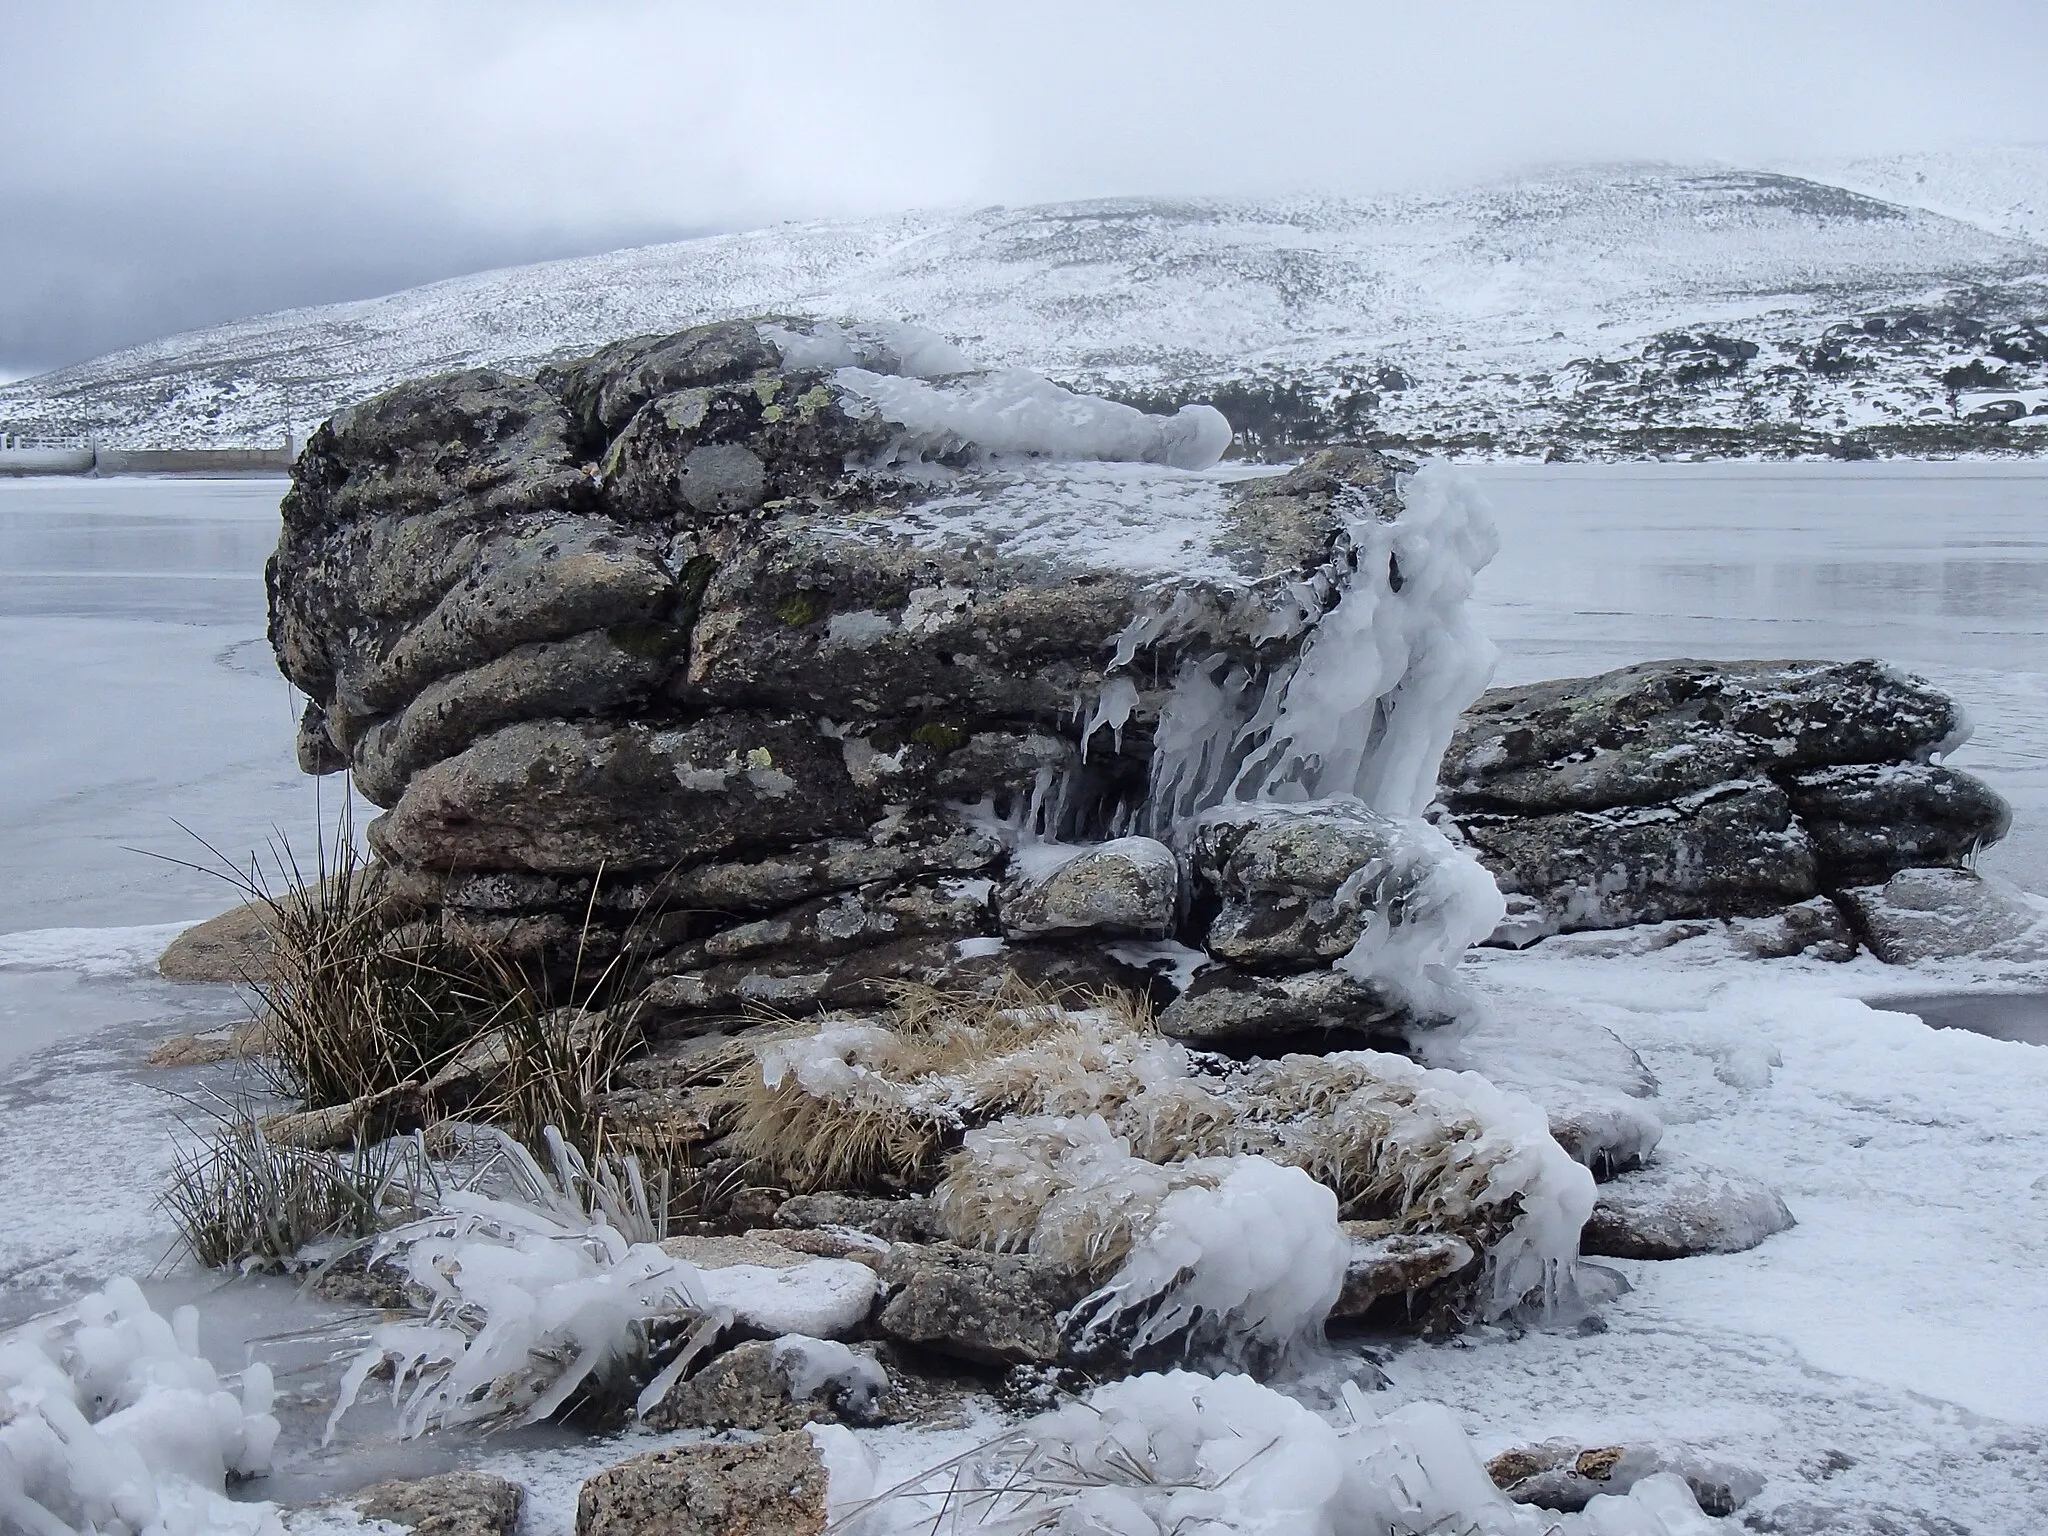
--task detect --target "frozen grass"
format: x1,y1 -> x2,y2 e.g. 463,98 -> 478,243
325,1127 -> 724,1439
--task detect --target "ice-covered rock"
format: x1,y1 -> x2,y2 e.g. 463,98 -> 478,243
1836,867 -> 2048,963
1488,1442 -> 1763,1518
1580,1156 -> 1795,1260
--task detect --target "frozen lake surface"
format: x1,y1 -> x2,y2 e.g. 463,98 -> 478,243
1467,460 -> 2048,894
0,466 -> 2044,1529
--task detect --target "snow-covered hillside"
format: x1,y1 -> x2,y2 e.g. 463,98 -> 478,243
5,160 -> 2048,456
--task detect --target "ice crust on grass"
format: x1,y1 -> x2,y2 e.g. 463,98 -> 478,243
840,1370 -> 1732,1535
0,1277 -> 282,1536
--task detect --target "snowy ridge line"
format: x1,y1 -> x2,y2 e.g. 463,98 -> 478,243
4,157 -> 2046,453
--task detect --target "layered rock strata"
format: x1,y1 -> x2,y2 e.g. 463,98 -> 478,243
269,316 -> 1503,1045
1439,659 -> 2010,942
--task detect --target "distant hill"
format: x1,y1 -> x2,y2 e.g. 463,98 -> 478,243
5,157 -> 2047,458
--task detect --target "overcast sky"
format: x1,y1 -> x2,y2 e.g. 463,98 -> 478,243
4,0 -> 2046,378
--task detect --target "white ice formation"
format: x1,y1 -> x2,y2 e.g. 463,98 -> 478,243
325,1132 -> 724,1439
0,1278 -> 282,1536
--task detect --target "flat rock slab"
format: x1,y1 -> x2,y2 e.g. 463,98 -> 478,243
1581,1158 -> 1794,1260
680,1254 -> 879,1339
576,1431 -> 828,1536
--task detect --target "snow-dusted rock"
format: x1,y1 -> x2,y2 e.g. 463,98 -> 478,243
998,837 -> 1178,939
575,1430 -> 829,1536
693,1258 -> 879,1340
1488,1442 -> 1763,1517
1837,867 -> 2048,963
1725,894 -> 1859,961
1580,1158 -> 1795,1259
1330,1228 -> 1477,1322
875,1242 -> 1092,1366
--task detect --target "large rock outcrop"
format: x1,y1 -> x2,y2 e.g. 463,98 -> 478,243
269,316 -> 1507,1045
1439,659 -> 2009,941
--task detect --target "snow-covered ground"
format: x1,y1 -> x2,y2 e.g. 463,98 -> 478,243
0,473 -> 2044,1530
3,153 -> 2047,457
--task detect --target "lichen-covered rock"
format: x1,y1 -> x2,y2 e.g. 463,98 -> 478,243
998,837 -> 1178,939
1154,965 -> 1411,1047
1580,1157 -> 1794,1259
349,1471 -> 523,1536
875,1242 -> 1092,1366
1192,801 -> 1450,971
1836,868 -> 2047,963
776,1193 -> 949,1245
575,1431 -> 828,1536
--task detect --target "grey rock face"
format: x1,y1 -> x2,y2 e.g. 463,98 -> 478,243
1443,659 -> 1964,813
875,1242 -> 1091,1366
1581,1157 -> 1795,1259
575,1431 -> 828,1536
1454,781 -> 1819,933
1836,868 -> 2046,963
1441,660 -> 2005,938
998,837 -> 1178,939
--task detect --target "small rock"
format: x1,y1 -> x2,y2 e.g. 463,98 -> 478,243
1837,868 -> 2046,964
1330,1229 -> 1475,1321
743,1226 -> 890,1269
575,1430 -> 828,1536
144,1026 -> 242,1069
998,837 -> 1178,939
1192,801 -> 1453,971
352,1471 -> 523,1536
1582,1158 -> 1794,1260
642,1335 -> 889,1431
876,1242 -> 1091,1366
1155,966 -> 1410,1048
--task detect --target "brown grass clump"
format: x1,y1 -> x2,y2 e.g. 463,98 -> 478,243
715,976 -> 1170,1194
